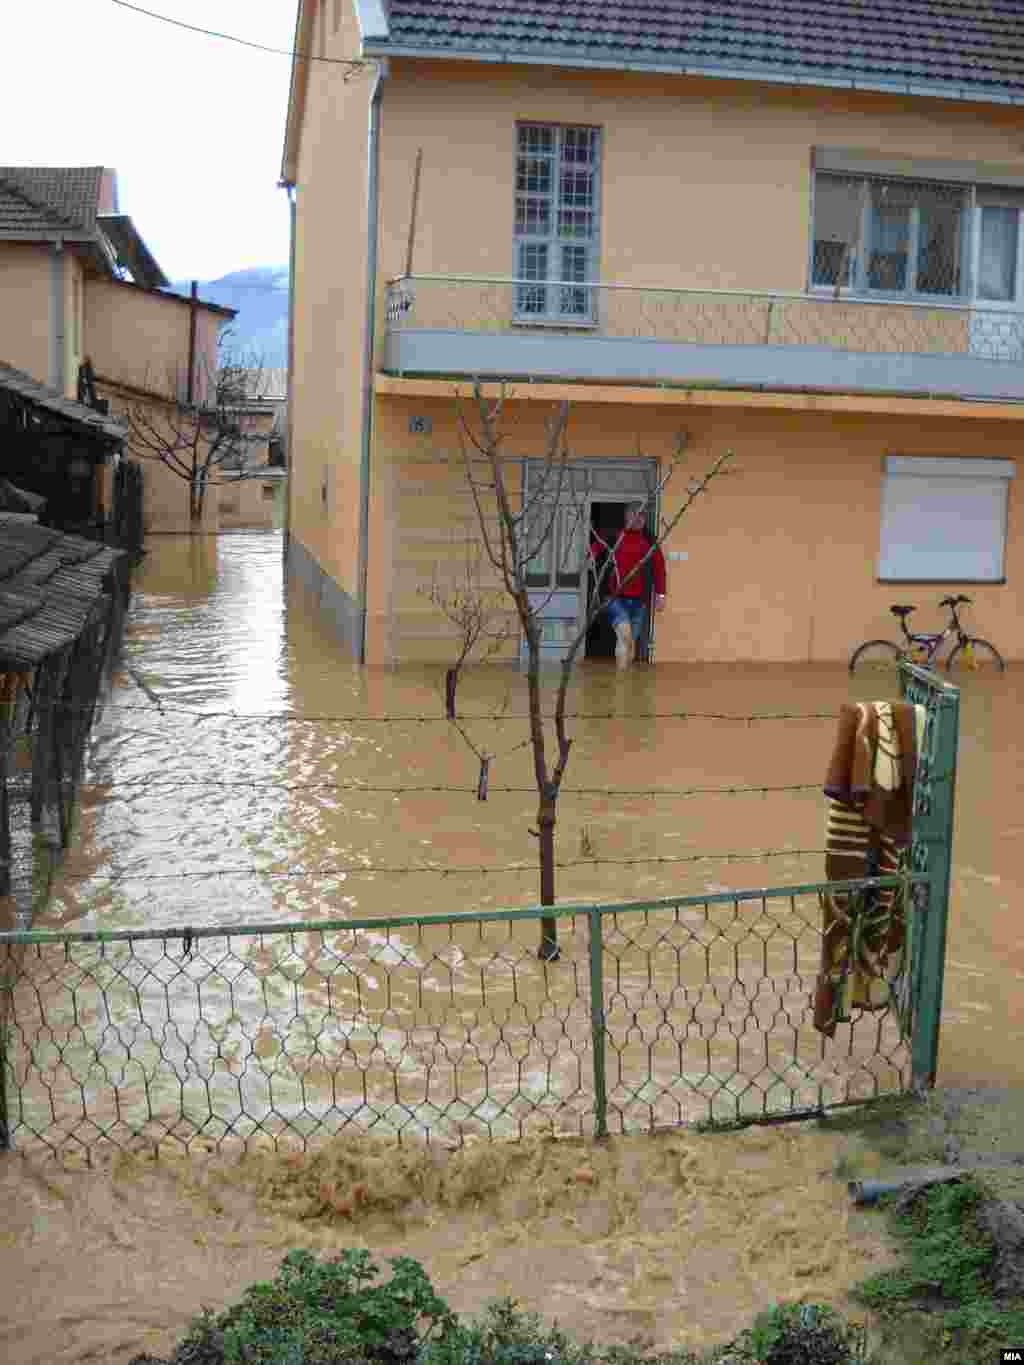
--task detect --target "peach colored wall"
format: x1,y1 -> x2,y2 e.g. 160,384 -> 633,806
375,61 -> 1024,296
367,392 -> 1021,666
84,279 -> 222,400
288,0 -> 371,602
0,243 -> 52,384
217,473 -> 287,530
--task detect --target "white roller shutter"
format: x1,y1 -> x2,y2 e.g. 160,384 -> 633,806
879,457 -> 1014,582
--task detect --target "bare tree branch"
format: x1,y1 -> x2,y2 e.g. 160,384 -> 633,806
432,385 -> 734,959
117,331 -> 271,525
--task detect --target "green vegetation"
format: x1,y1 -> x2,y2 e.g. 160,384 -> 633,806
851,1175 -> 1024,1363
127,1250 -> 865,1365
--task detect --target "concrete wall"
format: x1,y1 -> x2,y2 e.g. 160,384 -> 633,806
0,243 -> 52,384
288,0 -> 373,647
367,391 -> 1022,665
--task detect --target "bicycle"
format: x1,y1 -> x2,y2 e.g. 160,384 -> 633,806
848,595 -> 1006,675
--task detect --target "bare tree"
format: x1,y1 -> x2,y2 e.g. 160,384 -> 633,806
446,383 -> 734,959
118,330 -> 270,527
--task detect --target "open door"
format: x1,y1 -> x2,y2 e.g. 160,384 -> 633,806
519,459 -> 659,666
585,500 -> 657,662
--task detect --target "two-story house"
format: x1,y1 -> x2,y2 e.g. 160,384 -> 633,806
281,0 -> 1024,666
0,167 -> 238,533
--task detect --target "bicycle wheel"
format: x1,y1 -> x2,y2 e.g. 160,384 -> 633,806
849,639 -> 904,675
946,637 -> 1006,675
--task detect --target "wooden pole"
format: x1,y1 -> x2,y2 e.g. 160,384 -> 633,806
404,149 -> 423,279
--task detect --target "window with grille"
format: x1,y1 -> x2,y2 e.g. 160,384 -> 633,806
514,123 -> 600,323
812,173 -> 970,300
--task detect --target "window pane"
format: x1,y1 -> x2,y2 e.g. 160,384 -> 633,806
518,124 -> 554,154
868,183 -> 911,290
515,196 -> 551,236
516,243 -> 548,313
522,499 -> 556,583
978,205 -> 1018,301
558,208 -> 594,239
562,127 -> 596,164
812,175 -> 862,286
516,156 -> 552,195
916,186 -> 963,295
560,168 -> 593,208
559,246 -> 591,316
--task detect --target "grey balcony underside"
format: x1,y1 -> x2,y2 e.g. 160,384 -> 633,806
382,330 -> 1024,403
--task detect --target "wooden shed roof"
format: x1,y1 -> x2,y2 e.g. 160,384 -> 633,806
0,522 -> 125,671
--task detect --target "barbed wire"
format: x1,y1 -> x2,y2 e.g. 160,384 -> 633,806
74,777 -> 825,798
76,847 -> 831,884
47,698 -> 845,725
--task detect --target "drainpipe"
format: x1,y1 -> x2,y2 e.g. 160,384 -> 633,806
49,238 -> 66,392
186,280 -> 198,405
357,62 -> 387,664
285,186 -> 296,551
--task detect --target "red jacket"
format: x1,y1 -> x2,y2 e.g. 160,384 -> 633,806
590,528 -> 666,599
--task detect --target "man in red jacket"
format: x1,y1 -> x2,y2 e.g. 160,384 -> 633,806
590,502 -> 667,670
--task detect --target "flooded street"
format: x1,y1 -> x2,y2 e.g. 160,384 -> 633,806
36,531 -> 1024,1090
1,530 -> 1022,1363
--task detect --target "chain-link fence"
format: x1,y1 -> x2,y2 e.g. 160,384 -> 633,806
0,661 -> 959,1160
0,876 -> 929,1159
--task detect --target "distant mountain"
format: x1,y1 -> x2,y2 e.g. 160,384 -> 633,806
169,266 -> 289,369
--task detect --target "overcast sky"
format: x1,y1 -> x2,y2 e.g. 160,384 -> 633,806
3,0 -> 297,281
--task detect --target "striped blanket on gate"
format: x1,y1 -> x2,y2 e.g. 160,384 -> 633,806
813,702 -> 925,1039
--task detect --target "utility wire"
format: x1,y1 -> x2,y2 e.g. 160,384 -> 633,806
109,0 -> 364,66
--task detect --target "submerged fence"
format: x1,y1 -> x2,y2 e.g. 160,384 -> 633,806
0,661 -> 959,1157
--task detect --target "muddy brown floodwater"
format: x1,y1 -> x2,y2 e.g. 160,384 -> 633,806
1,531 -> 1022,1363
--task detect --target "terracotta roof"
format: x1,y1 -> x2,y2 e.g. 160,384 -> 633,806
0,167 -> 104,237
0,168 -> 169,288
362,0 -> 1024,103
0,361 -> 127,442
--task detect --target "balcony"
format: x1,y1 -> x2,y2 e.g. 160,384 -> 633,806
382,275 -> 1024,404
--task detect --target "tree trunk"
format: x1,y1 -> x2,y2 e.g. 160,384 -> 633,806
189,476 -> 203,527
537,787 -> 559,960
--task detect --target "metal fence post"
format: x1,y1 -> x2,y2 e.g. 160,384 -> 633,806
588,907 -> 608,1139
901,663 -> 960,1092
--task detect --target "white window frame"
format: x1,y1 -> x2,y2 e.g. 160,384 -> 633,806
513,122 -> 601,327
971,189 -> 1024,310
810,172 -> 973,304
878,455 -> 1015,584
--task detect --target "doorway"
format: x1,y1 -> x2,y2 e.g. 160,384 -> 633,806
586,500 -> 656,662
519,458 -> 659,666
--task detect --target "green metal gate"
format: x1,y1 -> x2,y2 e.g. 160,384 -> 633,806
0,663 -> 959,1156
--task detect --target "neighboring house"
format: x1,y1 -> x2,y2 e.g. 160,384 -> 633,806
281,1 -> 1024,666
214,366 -> 289,529
0,167 -> 238,534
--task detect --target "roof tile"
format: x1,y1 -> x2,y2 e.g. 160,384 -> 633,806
377,0 -> 1024,99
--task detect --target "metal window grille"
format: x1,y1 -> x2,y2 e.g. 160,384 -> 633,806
812,172 -> 971,300
514,123 -> 600,322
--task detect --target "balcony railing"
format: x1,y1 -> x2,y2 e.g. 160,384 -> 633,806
382,275 -> 1024,403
